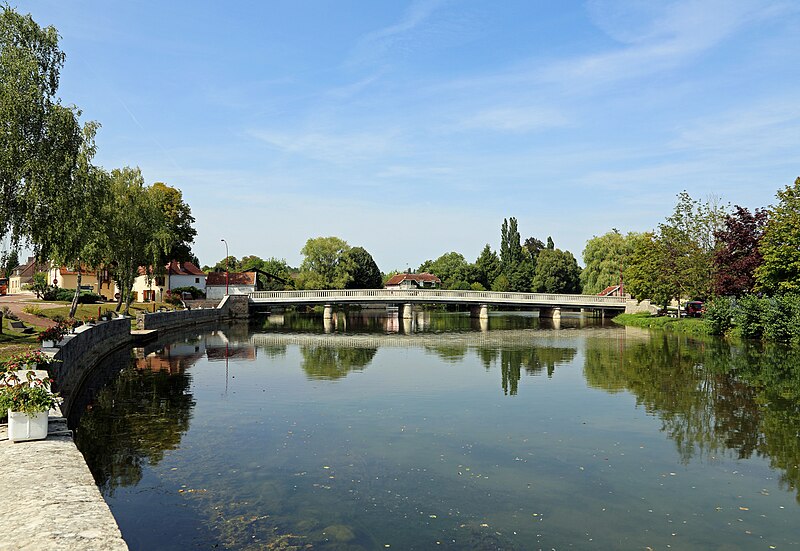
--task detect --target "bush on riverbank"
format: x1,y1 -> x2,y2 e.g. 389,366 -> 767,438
704,293 -> 800,344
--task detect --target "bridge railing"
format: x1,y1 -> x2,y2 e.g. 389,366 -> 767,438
249,289 -> 627,307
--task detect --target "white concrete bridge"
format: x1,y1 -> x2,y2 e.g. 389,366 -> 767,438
248,289 -> 628,320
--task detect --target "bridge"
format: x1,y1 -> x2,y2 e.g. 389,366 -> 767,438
248,289 -> 628,320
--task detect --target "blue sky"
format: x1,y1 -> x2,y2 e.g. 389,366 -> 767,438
19,0 -> 800,270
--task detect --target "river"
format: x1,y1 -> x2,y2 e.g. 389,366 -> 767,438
71,311 -> 800,550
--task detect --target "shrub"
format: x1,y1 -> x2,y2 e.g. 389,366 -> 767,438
704,297 -> 736,335
43,287 -> 102,303
22,305 -> 43,316
735,294 -> 766,339
171,286 -> 205,299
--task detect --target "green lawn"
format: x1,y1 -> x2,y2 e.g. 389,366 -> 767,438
612,312 -> 711,336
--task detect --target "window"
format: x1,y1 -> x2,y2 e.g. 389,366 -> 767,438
195,277 -> 200,283
155,277 -> 165,286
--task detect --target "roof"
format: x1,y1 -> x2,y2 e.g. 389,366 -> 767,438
385,272 -> 442,286
165,260 -> 204,276
59,266 -> 97,276
137,260 -> 206,277
13,257 -> 42,279
206,271 -> 257,286
598,285 -> 621,296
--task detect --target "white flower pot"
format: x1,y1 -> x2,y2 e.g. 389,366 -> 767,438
41,340 -> 54,348
7,410 -> 49,442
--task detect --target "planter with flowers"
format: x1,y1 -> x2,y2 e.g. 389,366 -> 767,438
1,370 -> 58,442
38,323 -> 67,348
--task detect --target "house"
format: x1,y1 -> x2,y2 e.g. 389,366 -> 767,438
47,265 -> 117,298
132,260 -> 206,302
9,257 -> 44,294
205,271 -> 258,300
384,272 -> 442,289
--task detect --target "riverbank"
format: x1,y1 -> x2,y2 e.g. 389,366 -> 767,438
612,312 -> 711,336
0,296 -> 252,550
0,373 -> 127,551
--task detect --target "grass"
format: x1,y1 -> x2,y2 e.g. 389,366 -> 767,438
0,317 -> 42,361
0,300 -> 180,360
612,312 -> 712,336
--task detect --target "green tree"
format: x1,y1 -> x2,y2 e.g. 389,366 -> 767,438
581,230 -> 639,295
546,236 -> 555,250
1,250 -> 18,278
346,246 -> 382,289
419,252 -> 471,289
500,217 -> 524,273
625,232 -> 672,307
474,244 -> 500,289
756,177 -> 800,294
151,182 -> 196,263
103,167 -> 176,313
296,236 -> 354,289
0,7 -> 84,248
532,248 -> 581,293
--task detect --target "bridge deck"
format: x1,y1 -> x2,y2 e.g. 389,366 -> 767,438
249,289 -> 627,310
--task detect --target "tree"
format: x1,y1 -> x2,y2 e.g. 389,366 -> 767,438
581,230 -> 639,295
713,206 -> 767,296
474,244 -> 500,290
625,232 -> 673,307
103,167 -> 176,313
532,248 -> 581,293
296,237 -> 354,289
756,177 -> 800,294
1,250 -> 18,278
346,247 -> 382,289
26,272 -> 50,299
151,182 -> 196,263
546,236 -> 555,250
419,252 -> 471,289
0,7 -> 84,249
500,218 -> 524,273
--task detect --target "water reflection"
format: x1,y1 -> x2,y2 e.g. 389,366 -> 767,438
584,332 -> 800,501
300,346 -> 377,380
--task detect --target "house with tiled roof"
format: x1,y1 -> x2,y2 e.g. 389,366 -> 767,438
205,271 -> 259,299
384,272 -> 441,290
598,285 -> 624,297
47,265 -> 117,299
9,257 -> 45,294
133,260 -> 206,302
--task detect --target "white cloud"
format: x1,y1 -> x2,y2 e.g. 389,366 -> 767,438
455,106 -> 569,133
248,128 -> 401,164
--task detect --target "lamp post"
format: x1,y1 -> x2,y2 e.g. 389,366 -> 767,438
221,238 -> 229,295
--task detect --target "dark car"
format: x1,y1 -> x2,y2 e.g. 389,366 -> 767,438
685,301 -> 704,318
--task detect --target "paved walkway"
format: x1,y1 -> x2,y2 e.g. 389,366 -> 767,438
0,376 -> 128,550
0,293 -> 61,329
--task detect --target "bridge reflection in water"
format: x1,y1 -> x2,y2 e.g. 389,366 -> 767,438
250,288 -> 628,323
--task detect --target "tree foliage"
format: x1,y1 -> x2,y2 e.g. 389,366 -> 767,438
756,177 -> 800,294
0,7 -> 84,250
296,236 -> 354,289
346,246 -> 382,289
103,167 -> 176,312
532,248 -> 581,293
474,244 -> 500,290
581,230 -> 638,295
713,206 -> 767,297
419,252 -> 472,289
151,182 -> 196,263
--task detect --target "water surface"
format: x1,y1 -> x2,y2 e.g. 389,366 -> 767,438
73,312 -> 800,550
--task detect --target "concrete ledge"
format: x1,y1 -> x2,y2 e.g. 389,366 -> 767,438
0,412 -> 127,551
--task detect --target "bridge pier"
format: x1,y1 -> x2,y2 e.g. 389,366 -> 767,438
323,304 -> 333,320
469,304 -> 489,320
539,307 -> 561,320
399,303 -> 413,320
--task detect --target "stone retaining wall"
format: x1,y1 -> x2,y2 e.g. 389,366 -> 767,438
137,294 -> 250,330
49,318 -> 131,417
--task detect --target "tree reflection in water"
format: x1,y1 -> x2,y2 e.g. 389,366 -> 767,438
583,332 -> 800,501
299,345 -> 378,380
75,361 -> 195,495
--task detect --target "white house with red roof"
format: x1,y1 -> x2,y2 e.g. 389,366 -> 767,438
384,272 -> 442,290
132,260 -> 206,302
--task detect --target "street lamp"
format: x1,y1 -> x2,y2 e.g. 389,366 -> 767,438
221,238 -> 229,295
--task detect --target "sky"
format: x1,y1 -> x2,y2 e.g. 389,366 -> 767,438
17,0 -> 800,271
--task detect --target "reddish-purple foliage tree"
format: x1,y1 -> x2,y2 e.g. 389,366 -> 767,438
712,206 -> 767,296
